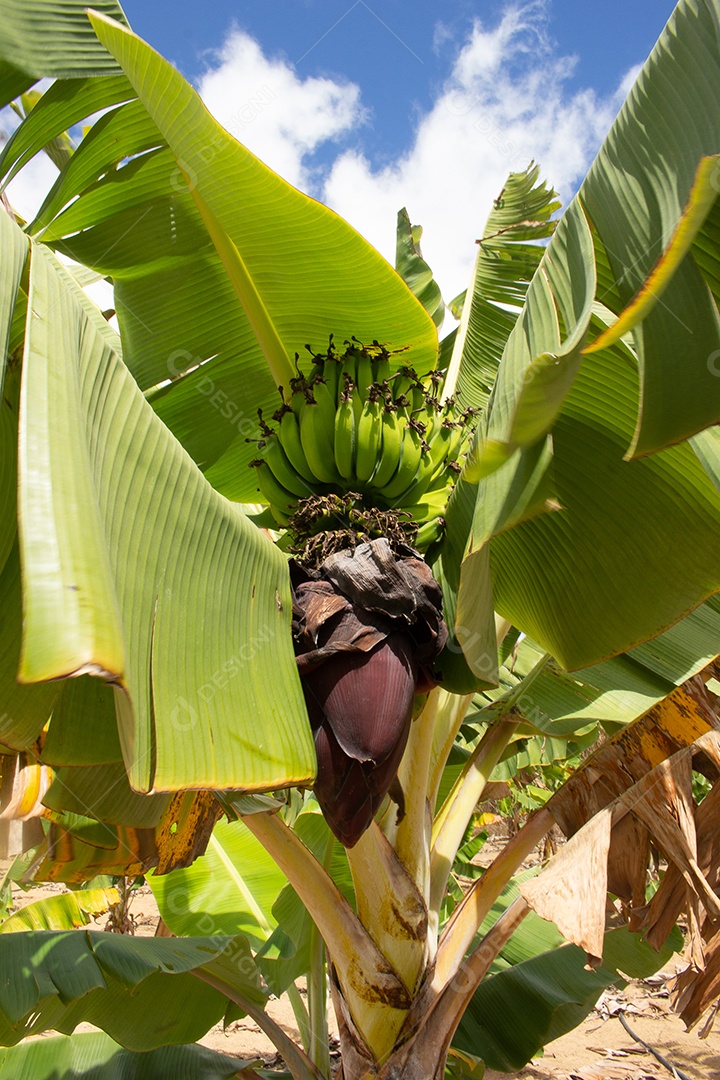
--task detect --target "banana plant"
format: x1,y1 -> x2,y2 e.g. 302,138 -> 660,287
2,1 -> 720,1076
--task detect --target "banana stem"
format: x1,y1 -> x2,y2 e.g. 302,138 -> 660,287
426,690 -> 475,815
307,831 -> 333,1077
432,806 -> 554,993
386,688 -> 441,903
287,982 -> 312,1057
194,968 -> 324,1080
242,810 -> 411,1058
346,822 -> 428,996
429,714 -> 520,917
428,652 -> 552,925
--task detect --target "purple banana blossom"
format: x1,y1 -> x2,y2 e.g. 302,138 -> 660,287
291,538 -> 447,847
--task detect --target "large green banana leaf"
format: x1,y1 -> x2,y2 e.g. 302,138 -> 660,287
0,930 -> 263,1048
0,0 -> 128,79
1,9 -> 437,501
452,0 -> 720,673
0,1032 -> 246,1080
149,817 -> 288,949
0,207 -> 314,793
472,594 -> 720,741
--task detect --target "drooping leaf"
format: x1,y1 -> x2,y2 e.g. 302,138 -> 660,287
0,1031 -> 249,1080
10,219 -> 314,792
0,930 -> 255,1047
470,602 -> 720,740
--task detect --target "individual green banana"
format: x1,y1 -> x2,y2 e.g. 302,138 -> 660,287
428,418 -> 456,470
370,404 -> 402,489
391,366 -> 416,403
311,375 -> 338,436
299,393 -> 342,484
372,346 -> 391,385
447,419 -> 470,463
402,486 -> 451,523
251,459 -> 295,524
260,435 -> 315,499
289,374 -> 307,419
305,343 -> 326,384
409,379 -> 427,416
275,405 -> 317,484
323,356 -> 341,405
379,419 -> 426,501
334,383 -> 356,481
394,437 -> 442,505
354,386 -> 384,483
355,350 -> 374,403
339,347 -> 359,393
414,514 -> 445,552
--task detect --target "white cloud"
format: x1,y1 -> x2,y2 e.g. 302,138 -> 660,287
323,4 -> 629,300
196,28 -> 366,189
0,6 -> 636,312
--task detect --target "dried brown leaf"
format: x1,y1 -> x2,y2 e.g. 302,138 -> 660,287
520,805 -> 613,961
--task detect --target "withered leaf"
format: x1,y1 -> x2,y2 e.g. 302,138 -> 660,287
520,805 -> 613,962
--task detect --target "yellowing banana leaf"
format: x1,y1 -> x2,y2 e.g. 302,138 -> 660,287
0,885 -> 119,933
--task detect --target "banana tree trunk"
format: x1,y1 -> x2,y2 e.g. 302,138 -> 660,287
331,977 -> 448,1080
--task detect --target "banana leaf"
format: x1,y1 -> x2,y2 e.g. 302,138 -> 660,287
451,871 -> 682,1072
0,930 -> 264,1049
455,0 -> 720,672
0,1032 -> 249,1080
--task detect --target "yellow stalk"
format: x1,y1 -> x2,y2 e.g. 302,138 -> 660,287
426,690 -> 475,815
429,714 -> 520,916
381,688 -> 440,905
432,807 -> 554,993
242,811 -> 410,1060
347,821 -> 429,996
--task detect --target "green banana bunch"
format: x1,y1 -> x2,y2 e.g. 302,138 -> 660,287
250,337 -> 478,542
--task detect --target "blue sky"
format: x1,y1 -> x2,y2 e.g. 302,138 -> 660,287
9,1 -> 680,301
121,1 -> 676,164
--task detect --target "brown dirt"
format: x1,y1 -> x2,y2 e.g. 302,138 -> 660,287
7,878 -> 720,1078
